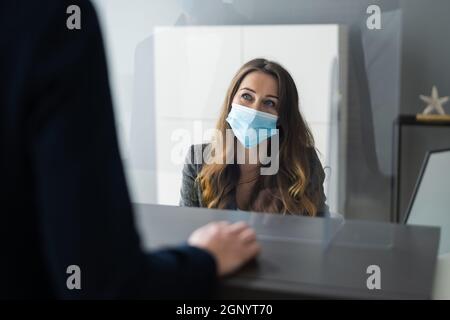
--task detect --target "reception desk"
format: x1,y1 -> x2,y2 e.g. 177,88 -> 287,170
134,204 -> 440,299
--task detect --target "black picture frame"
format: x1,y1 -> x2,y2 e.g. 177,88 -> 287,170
403,148 -> 450,224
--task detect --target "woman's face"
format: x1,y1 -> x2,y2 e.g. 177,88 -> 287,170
232,71 -> 279,116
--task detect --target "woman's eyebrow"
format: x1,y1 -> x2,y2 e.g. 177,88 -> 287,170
240,87 -> 279,99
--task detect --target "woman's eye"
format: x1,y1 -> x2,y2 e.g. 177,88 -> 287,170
241,93 -> 252,101
264,100 -> 275,107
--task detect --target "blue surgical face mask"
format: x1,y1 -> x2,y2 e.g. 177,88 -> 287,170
226,103 -> 279,148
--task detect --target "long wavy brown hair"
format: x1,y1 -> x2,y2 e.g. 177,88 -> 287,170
197,58 -> 324,216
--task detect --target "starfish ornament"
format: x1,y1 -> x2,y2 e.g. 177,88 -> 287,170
420,86 -> 449,115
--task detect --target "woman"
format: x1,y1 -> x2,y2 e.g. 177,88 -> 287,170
180,58 -> 329,217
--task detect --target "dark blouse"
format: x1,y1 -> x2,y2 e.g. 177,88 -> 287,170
179,143 -> 330,217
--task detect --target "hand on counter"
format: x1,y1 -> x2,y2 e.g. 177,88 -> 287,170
188,221 -> 261,277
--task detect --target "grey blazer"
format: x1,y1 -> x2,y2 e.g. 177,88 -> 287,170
179,143 -> 330,217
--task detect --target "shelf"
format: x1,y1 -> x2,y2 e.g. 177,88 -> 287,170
397,114 -> 450,126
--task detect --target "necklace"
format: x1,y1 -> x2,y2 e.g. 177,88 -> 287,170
237,174 -> 260,185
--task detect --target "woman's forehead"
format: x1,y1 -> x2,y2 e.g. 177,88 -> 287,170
238,71 -> 278,96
